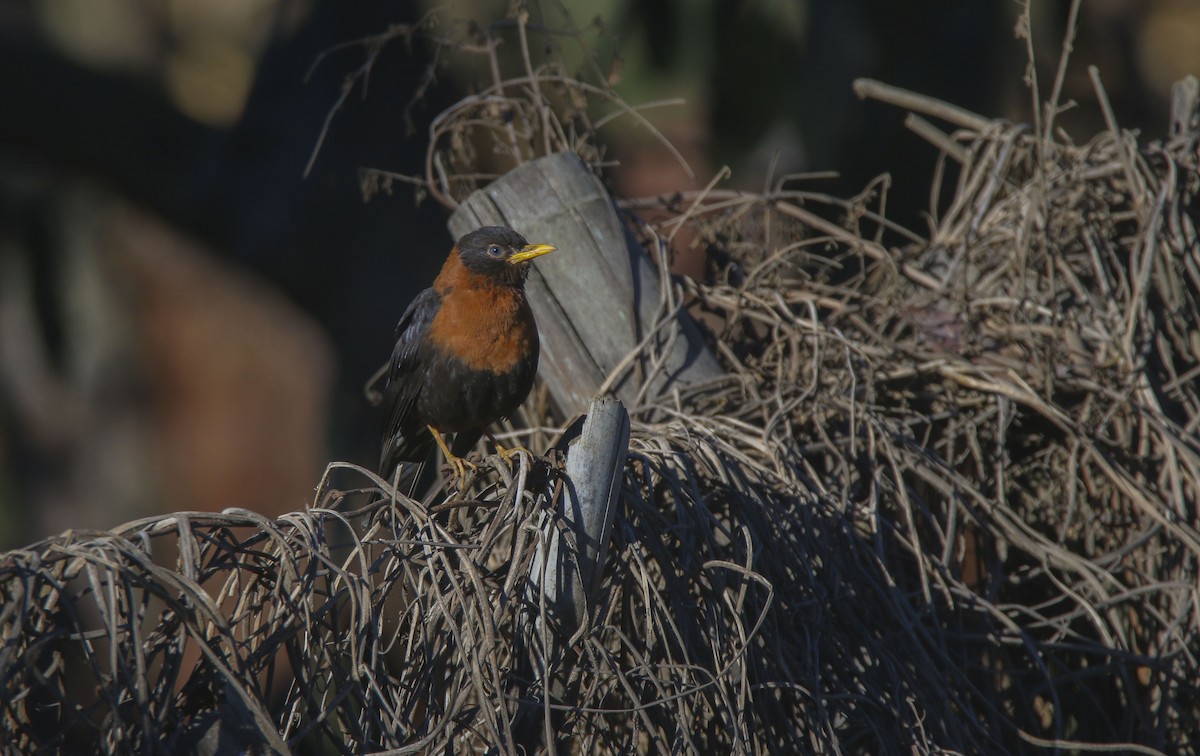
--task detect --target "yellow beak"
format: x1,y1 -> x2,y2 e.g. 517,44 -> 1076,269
507,243 -> 557,265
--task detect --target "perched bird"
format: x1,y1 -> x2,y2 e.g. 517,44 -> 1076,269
378,226 -> 557,481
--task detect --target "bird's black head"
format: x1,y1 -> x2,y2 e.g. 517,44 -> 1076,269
456,226 -> 556,287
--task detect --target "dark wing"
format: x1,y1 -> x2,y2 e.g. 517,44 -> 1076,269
378,287 -> 440,476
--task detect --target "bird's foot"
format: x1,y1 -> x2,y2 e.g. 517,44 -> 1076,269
428,425 -> 477,486
486,432 -> 532,466
495,444 -> 532,466
446,453 -> 477,483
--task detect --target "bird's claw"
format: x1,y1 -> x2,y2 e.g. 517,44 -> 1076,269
428,425 -> 477,486
446,453 -> 477,482
485,432 -> 532,467
494,443 -> 531,466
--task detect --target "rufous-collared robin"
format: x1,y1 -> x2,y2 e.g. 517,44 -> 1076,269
377,226 -> 556,481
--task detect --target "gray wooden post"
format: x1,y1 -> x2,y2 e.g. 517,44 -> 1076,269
447,151 -> 724,418
526,395 -> 629,639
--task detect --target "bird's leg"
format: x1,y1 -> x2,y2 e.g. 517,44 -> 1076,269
428,425 -> 476,481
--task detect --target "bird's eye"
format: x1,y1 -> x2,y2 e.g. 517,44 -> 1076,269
487,245 -> 504,258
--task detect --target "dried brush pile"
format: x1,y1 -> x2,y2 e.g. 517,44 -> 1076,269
626,75 -> 1200,751
3,6 -> 1200,755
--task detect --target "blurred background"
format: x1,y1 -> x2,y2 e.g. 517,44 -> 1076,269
1,0 -> 1197,547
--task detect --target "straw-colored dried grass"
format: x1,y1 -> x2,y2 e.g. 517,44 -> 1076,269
3,5 -> 1200,754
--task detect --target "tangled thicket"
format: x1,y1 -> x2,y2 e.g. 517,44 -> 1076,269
3,6 -> 1200,754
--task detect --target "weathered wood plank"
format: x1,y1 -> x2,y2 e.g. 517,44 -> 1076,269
448,152 -> 724,417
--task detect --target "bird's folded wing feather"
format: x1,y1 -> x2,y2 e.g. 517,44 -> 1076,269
379,287 -> 441,470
